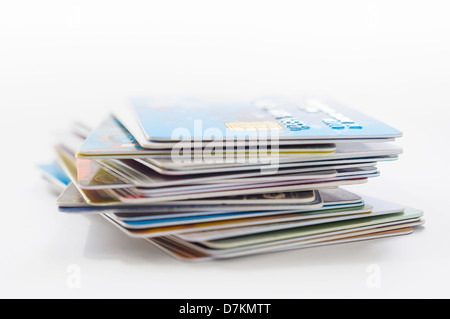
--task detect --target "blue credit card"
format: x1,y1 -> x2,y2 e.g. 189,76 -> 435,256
77,116 -> 144,156
38,162 -> 71,186
76,116 -> 336,157
113,201 -> 366,229
130,97 -> 402,141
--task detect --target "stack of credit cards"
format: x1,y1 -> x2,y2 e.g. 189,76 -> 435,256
40,97 -> 424,261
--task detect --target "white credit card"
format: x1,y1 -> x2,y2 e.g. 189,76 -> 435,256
166,220 -> 421,259
100,195 -> 414,238
197,207 -> 424,250
87,158 -> 377,189
116,178 -> 369,205
133,170 -> 378,197
147,226 -> 415,262
173,196 -> 406,241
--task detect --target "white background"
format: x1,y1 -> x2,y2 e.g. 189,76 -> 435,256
1,1 -> 449,298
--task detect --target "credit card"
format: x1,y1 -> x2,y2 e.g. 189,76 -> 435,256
172,196 -> 405,241
136,155 -> 397,175
140,141 -> 401,172
113,104 -> 397,149
126,97 -> 402,141
77,115 -> 337,157
167,220 -> 422,259
198,207 -> 424,249
147,227 -> 415,262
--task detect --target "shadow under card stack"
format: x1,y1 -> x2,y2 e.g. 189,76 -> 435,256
40,97 -> 425,261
